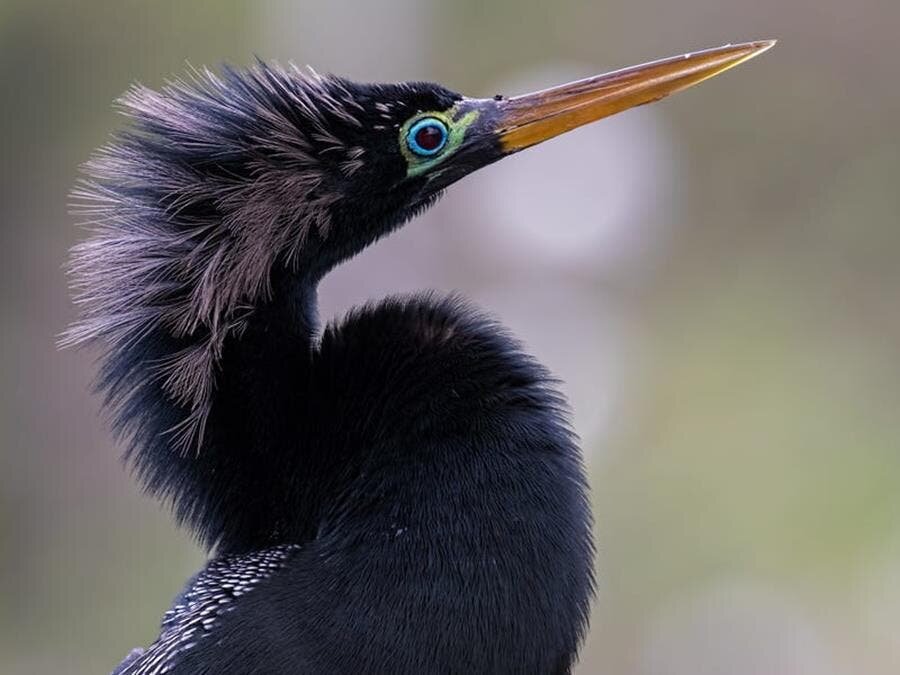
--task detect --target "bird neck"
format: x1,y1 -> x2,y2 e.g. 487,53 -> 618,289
197,271 -> 323,553
102,267 -> 324,553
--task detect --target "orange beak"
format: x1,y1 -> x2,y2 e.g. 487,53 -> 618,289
495,40 -> 775,153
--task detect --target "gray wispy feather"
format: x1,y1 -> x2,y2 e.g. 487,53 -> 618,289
63,62 -> 366,452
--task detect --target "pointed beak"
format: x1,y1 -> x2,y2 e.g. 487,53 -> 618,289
492,40 -> 775,154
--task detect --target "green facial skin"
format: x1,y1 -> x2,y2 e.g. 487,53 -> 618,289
400,105 -> 481,178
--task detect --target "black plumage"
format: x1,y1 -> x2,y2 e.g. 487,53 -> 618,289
66,42 -> 773,674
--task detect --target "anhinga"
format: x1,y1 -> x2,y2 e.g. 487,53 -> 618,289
65,41 -> 773,674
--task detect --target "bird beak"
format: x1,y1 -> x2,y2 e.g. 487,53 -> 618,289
491,40 -> 775,154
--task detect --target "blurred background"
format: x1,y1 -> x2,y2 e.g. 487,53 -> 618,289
2,1 -> 899,673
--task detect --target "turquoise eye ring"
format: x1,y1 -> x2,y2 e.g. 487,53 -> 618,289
406,117 -> 449,157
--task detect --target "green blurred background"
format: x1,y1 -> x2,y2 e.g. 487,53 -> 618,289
2,1 -> 899,673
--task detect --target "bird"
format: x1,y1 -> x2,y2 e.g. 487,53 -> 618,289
65,40 -> 773,675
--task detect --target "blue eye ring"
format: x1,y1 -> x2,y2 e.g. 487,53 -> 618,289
406,117 -> 449,157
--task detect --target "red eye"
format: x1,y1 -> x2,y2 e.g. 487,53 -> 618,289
407,118 -> 449,156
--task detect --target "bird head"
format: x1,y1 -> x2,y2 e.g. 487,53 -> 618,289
66,41 -> 773,453
224,40 -> 776,277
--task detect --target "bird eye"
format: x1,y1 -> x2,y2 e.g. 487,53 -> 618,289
406,117 -> 449,157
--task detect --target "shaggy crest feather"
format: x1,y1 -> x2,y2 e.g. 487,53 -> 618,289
63,62 -> 366,452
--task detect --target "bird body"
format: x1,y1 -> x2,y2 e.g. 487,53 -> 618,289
105,290 -> 592,674
113,293 -> 593,674
66,42 -> 773,674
